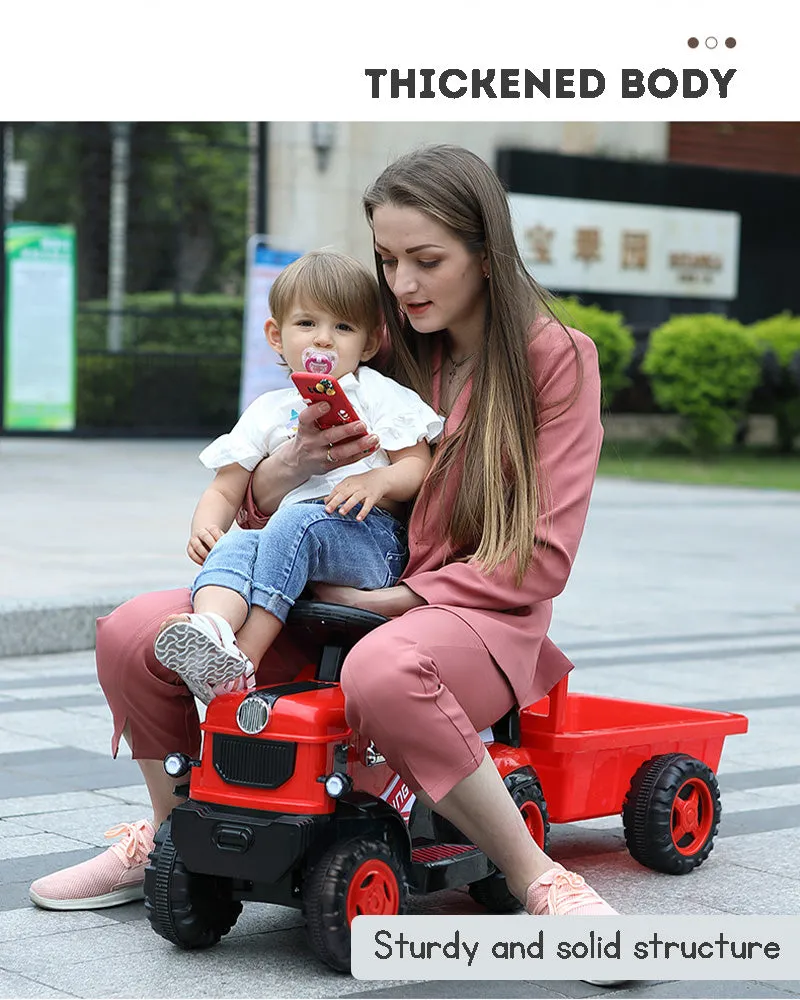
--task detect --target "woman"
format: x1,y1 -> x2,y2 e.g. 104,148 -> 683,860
30,144 -> 616,922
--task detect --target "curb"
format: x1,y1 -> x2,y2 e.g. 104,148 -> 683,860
0,597 -> 133,658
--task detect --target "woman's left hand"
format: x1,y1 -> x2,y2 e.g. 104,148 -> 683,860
311,583 -> 426,617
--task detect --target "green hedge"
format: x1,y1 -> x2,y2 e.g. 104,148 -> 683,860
75,295 -> 800,451
549,297 -> 636,407
642,314 -> 763,455
76,295 -> 245,432
77,352 -> 240,432
749,312 -> 800,453
78,293 -> 244,354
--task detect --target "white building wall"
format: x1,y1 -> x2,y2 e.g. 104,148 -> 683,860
266,122 -> 669,267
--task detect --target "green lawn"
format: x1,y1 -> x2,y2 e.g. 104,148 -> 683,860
598,441 -> 800,491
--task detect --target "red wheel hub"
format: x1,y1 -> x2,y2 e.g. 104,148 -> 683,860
670,777 -> 714,855
519,799 -> 546,849
346,859 -> 400,924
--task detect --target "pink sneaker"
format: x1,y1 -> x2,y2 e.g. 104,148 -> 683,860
525,863 -> 618,916
526,864 -> 625,986
29,820 -> 155,911
154,612 -> 256,705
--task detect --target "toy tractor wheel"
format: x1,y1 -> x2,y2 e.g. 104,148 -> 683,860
623,753 -> 721,875
144,818 -> 242,949
303,834 -> 408,973
468,769 -> 550,913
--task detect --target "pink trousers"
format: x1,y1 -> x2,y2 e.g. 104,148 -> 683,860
96,589 -> 516,803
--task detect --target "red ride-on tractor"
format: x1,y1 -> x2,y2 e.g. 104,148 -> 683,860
144,601 -> 748,972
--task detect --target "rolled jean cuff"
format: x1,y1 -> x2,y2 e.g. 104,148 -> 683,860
191,568 -> 253,604
250,584 -> 295,624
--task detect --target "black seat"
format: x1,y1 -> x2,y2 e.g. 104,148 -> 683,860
286,600 -> 389,681
286,600 -> 389,643
491,706 -> 521,747
287,602 -> 523,747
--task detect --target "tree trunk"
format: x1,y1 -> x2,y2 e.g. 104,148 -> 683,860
76,123 -> 112,301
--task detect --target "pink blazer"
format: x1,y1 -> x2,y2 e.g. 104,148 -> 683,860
242,317 -> 602,710
399,318 -> 603,709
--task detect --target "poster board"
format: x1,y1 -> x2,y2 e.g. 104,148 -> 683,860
3,223 -> 77,431
509,193 -> 741,300
239,236 -> 302,414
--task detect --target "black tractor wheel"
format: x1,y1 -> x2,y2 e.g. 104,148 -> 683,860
623,753 -> 721,875
144,818 -> 242,949
468,768 -> 550,913
303,835 -> 408,973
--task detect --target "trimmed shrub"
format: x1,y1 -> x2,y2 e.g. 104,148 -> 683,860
749,312 -> 800,453
642,314 -> 762,455
78,293 -> 244,354
76,295 -> 247,433
77,354 -> 137,428
77,351 -> 240,433
549,297 -> 636,407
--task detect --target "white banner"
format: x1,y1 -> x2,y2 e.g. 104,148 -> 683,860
3,224 -> 77,431
352,914 -> 800,981
510,193 -> 741,299
238,237 -> 302,414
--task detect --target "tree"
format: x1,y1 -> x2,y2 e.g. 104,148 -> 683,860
12,121 -> 250,302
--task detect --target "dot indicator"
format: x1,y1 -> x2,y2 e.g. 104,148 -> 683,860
688,36 -> 699,48
725,37 -> 737,48
705,36 -> 718,49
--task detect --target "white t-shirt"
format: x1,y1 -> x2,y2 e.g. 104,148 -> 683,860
199,366 -> 445,511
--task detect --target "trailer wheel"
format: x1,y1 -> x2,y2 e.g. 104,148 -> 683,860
623,753 -> 721,875
144,818 -> 242,949
303,835 -> 408,973
469,770 -> 550,913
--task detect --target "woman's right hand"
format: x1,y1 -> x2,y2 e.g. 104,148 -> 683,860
282,401 -> 380,478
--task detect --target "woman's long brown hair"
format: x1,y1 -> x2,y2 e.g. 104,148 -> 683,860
363,144 -> 581,586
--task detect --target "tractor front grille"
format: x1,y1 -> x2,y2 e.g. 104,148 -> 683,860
212,734 -> 297,789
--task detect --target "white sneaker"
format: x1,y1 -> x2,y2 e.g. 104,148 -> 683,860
154,612 -> 255,705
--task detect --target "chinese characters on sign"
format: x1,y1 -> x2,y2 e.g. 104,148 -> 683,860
621,231 -> 649,270
523,224 -> 554,264
574,227 -> 601,263
512,193 -> 740,300
528,226 -> 652,271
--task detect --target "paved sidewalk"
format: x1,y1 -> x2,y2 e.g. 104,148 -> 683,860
0,437 -> 211,655
1,437 -> 800,998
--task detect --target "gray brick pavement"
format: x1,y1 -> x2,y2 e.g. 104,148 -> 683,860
1,440 -> 799,998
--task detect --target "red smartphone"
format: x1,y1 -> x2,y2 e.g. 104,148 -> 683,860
290,372 -> 367,439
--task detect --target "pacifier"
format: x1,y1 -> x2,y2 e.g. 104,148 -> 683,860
301,348 -> 338,375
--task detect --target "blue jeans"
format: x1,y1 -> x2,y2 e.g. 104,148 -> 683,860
191,500 -> 408,623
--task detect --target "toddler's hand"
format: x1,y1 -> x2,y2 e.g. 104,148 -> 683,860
324,469 -> 390,521
187,525 -> 224,566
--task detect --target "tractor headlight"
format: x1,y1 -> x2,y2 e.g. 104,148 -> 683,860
163,752 -> 191,778
324,772 -> 353,799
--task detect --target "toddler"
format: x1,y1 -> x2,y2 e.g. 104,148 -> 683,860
154,250 -> 444,703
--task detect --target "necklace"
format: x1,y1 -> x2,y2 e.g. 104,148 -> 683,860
445,350 -> 476,386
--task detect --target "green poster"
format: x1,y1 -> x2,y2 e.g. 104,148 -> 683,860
3,223 -> 77,431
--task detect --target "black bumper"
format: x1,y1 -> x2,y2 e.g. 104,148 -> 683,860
170,799 -> 331,883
